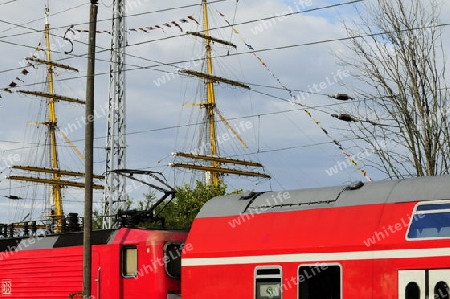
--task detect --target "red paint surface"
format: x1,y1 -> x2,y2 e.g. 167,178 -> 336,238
0,228 -> 187,299
182,202 -> 450,298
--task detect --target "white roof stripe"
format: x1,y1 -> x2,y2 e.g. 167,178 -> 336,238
182,247 -> 450,267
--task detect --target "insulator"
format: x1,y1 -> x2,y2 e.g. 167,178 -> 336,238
329,93 -> 353,101
331,113 -> 357,122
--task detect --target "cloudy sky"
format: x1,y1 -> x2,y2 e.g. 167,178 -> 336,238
0,0 -> 449,224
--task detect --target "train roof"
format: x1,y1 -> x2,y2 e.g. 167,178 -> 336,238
0,229 -> 118,252
0,228 -> 187,252
197,175 -> 450,218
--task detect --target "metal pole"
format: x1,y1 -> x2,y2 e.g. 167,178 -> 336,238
83,0 -> 98,297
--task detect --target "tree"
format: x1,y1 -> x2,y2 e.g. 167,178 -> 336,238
147,181 -> 232,230
92,198 -> 134,230
337,0 -> 450,178
93,181 -> 241,230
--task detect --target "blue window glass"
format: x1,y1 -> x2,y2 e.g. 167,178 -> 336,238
407,202 -> 450,239
416,203 -> 450,211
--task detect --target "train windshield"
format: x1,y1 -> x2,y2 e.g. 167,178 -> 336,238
407,202 -> 450,239
164,243 -> 183,279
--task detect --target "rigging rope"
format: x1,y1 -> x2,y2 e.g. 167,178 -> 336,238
214,8 -> 373,182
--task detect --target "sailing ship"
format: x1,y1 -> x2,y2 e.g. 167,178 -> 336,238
0,0 -> 271,235
2,7 -> 103,234
169,0 -> 270,187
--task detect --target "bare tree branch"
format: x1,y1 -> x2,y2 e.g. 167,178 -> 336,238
336,0 -> 449,178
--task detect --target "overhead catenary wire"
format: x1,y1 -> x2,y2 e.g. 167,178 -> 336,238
3,18 -> 448,94
0,96 -> 367,156
0,0 -> 361,41
0,0 -> 17,6
214,6 -> 373,182
0,2 -> 89,35
0,0 -> 447,176
0,0 -> 365,77
0,0 -> 405,96
0,0 -> 227,40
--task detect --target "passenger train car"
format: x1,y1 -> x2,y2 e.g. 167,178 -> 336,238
182,175 -> 450,299
0,228 -> 187,298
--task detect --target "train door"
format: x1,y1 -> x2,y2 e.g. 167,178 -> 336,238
398,270 -> 450,299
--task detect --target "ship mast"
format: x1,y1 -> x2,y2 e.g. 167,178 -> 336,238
202,0 -> 219,185
44,7 -> 63,230
7,7 -> 97,233
171,0 -> 270,184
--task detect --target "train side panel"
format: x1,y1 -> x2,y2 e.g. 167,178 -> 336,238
0,228 -> 187,299
0,246 -> 84,298
183,193 -> 450,298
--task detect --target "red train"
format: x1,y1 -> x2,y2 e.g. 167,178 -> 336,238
183,175 -> 450,299
0,228 -> 187,299
1,175 -> 450,298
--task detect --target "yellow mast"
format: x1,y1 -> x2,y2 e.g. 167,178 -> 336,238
44,7 -> 64,231
172,0 -> 270,185
7,6 -> 96,234
202,0 -> 220,185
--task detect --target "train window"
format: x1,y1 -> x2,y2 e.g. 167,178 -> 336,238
407,202 -> 450,239
164,243 -> 183,280
434,281 -> 450,299
255,266 -> 282,299
122,246 -> 138,277
298,264 -> 341,299
405,282 -> 420,299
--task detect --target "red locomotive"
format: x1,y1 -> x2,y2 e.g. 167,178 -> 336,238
182,175 -> 450,298
0,228 -> 187,299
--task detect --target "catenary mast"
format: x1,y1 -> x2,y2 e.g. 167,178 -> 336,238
102,0 -> 127,229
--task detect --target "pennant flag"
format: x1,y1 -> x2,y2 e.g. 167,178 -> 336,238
245,43 -> 254,50
214,6 -> 374,182
72,15 -> 199,36
172,21 -> 183,32
27,62 -> 37,69
8,82 -> 17,88
21,69 -> 29,75
16,77 -> 24,83
188,16 -> 199,24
